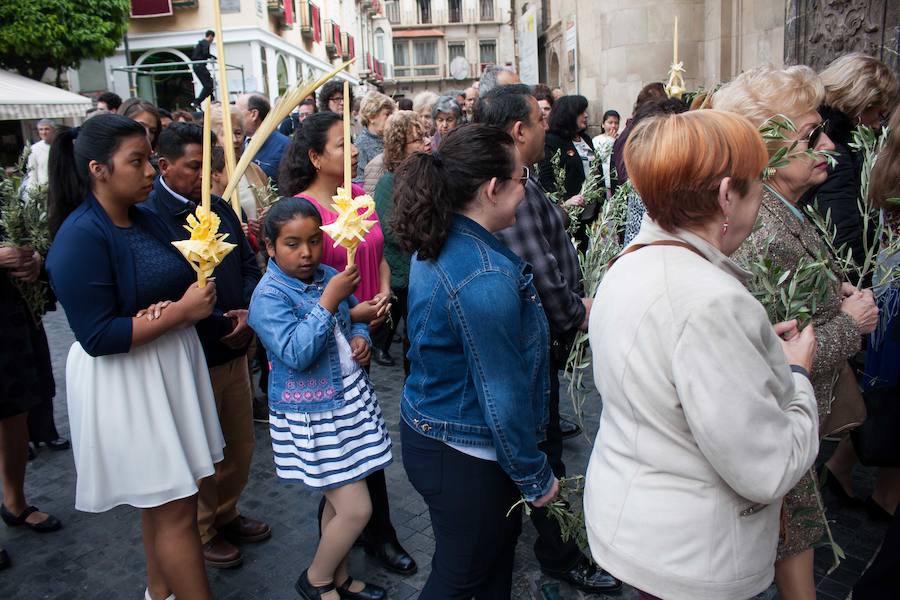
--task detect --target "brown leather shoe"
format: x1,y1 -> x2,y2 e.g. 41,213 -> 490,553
220,515 -> 272,544
202,534 -> 243,568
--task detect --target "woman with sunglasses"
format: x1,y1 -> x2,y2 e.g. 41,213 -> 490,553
391,124 -> 556,598
716,65 -> 879,600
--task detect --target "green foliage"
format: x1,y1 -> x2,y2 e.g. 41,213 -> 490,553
543,149 -> 568,207
564,181 -> 631,432
1,166 -> 51,321
0,0 -> 130,83
249,178 -> 281,213
508,476 -> 591,558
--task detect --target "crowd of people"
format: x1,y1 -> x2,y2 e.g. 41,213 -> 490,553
1,51 -> 899,600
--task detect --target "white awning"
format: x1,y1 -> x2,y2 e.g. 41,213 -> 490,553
0,69 -> 92,121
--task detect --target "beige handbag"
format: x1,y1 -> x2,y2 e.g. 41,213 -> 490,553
820,361 -> 867,438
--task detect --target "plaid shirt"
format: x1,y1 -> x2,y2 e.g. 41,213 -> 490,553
495,176 -> 585,336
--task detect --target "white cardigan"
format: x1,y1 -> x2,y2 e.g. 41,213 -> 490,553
584,217 -> 819,600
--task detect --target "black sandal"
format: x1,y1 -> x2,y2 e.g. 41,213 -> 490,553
294,569 -> 336,600
0,504 -> 62,533
0,548 -> 9,571
337,576 -> 386,600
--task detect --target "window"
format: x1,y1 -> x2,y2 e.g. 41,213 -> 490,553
413,39 -> 438,76
448,42 -> 466,63
393,40 -> 410,77
417,0 -> 431,24
386,0 -> 400,24
448,0 -> 462,23
393,38 -> 441,78
479,40 -> 497,69
480,0 -> 494,21
375,27 -> 385,60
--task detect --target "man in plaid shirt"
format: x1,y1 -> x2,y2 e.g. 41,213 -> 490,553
475,85 -> 620,594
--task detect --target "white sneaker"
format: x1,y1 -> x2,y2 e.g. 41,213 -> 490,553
144,589 -> 175,600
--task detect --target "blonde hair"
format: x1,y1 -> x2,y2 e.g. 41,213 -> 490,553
820,53 -> 897,120
412,91 -> 439,115
383,111 -> 424,172
713,65 -> 825,156
358,91 -> 395,127
624,110 -> 767,232
209,106 -> 243,142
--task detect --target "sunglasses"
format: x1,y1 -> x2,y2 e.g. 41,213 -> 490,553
803,120 -> 828,148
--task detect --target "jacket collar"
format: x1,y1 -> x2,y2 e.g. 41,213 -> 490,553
633,215 -> 752,283
147,176 -> 196,217
265,257 -> 327,292
451,214 -> 532,275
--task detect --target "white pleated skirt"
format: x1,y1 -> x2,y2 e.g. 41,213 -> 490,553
65,327 -> 225,512
269,369 -> 393,489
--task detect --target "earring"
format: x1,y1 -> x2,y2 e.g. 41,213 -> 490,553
721,221 -> 729,236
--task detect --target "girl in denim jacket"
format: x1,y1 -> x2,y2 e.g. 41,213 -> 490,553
248,198 -> 389,600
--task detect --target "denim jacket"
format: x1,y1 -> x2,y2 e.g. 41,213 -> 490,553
248,259 -> 371,413
403,215 -> 553,501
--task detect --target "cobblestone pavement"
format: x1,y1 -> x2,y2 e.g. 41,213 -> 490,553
0,308 -> 890,599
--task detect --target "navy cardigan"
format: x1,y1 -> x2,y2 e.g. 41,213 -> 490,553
46,194 -> 190,357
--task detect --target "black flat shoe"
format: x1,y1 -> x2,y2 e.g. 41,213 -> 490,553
542,556 -> 622,594
0,548 -> 9,571
27,444 -> 35,461
45,438 -> 70,451
337,576 -> 386,600
865,496 -> 895,522
294,569 -> 335,600
365,538 -> 417,575
819,465 -> 863,507
0,504 -> 62,533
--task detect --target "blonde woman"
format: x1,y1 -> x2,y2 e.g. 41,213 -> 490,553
716,65 -> 879,600
412,91 -> 438,137
353,91 -> 395,184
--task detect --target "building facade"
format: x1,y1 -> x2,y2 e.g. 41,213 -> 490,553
514,0 -> 898,134
69,0 -> 393,111
381,0 -> 516,98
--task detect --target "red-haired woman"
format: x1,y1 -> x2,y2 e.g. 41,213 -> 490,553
584,110 -> 820,600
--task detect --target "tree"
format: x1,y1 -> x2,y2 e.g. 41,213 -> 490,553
0,0 -> 130,86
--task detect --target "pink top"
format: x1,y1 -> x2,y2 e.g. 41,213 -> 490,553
298,184 -> 385,302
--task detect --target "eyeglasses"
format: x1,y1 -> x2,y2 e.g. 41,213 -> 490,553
803,120 -> 828,148
502,165 -> 530,187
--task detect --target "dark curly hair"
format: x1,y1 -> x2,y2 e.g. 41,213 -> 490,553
391,123 -> 517,261
318,79 -> 354,113
548,95 -> 589,140
278,112 -> 342,196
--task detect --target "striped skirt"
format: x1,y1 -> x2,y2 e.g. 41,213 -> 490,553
269,369 -> 393,489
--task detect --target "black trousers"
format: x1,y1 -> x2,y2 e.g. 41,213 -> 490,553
529,363 -> 582,572
193,65 -> 215,105
371,287 -> 410,376
402,421 -> 523,599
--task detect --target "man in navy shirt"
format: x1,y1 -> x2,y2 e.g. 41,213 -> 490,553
143,122 -> 269,569
235,93 -> 290,187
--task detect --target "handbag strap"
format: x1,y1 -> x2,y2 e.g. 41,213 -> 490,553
608,239 -> 708,269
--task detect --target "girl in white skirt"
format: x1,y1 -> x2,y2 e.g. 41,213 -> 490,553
46,114 -> 223,600
249,198 -> 390,600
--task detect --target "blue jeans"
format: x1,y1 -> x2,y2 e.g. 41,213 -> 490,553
402,421 -> 523,599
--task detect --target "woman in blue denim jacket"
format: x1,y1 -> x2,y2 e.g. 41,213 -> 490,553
248,198 -> 390,600
390,124 -> 559,598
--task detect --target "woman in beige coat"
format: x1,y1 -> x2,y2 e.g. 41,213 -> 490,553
584,110 -> 819,600
715,65 -> 879,600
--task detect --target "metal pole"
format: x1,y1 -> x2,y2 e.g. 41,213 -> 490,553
123,34 -> 136,97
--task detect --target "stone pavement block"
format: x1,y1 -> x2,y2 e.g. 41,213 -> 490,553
0,309 -> 889,599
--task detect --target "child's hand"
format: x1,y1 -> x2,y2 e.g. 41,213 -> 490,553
350,336 -> 371,366
320,265 -> 361,314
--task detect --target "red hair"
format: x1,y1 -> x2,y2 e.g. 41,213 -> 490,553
624,110 -> 768,232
